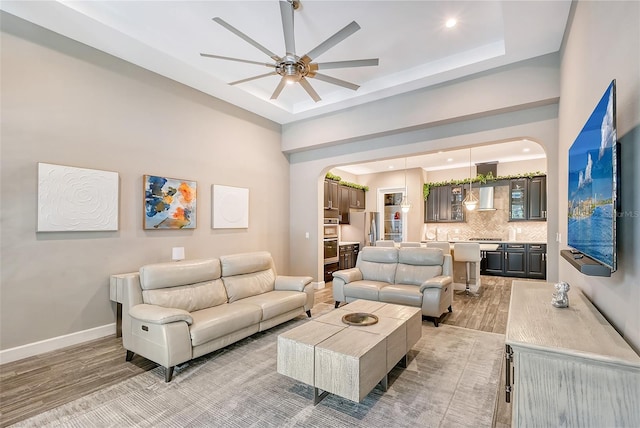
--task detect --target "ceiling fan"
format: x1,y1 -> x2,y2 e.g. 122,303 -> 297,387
200,0 -> 379,102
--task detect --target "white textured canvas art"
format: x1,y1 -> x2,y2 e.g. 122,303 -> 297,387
212,185 -> 249,229
38,163 -> 119,232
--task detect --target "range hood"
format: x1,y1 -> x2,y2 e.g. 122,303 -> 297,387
478,187 -> 496,211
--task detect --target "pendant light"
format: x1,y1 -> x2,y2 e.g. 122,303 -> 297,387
463,148 -> 479,211
400,158 -> 412,213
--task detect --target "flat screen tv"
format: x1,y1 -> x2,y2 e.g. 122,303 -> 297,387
567,80 -> 618,272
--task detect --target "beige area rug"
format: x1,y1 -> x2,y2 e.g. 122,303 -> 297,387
12,307 -> 505,427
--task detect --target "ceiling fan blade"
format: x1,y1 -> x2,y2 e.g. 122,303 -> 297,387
303,21 -> 360,62
212,17 -> 281,62
200,53 -> 273,68
299,77 -> 322,102
279,0 -> 296,57
230,71 -> 278,86
316,59 -> 379,70
270,77 -> 288,100
312,73 -> 360,91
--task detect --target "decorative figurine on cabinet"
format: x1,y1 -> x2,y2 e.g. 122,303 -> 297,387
551,281 -> 570,308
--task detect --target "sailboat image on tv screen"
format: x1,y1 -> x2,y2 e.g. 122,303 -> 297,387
567,80 -> 617,270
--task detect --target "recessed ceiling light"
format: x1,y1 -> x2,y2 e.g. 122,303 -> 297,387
388,165 -> 394,169
523,148 -> 531,152
447,158 -> 453,162
445,18 -> 457,28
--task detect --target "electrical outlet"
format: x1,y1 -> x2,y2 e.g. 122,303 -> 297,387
305,232 -> 309,239
556,232 -> 562,243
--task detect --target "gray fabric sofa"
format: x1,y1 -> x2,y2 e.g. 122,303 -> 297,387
332,247 -> 453,326
118,251 -> 313,381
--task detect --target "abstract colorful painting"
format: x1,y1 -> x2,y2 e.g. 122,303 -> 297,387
38,162 -> 119,232
144,175 -> 197,229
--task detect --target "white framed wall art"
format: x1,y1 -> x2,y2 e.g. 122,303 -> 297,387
212,184 -> 249,229
37,162 -> 119,232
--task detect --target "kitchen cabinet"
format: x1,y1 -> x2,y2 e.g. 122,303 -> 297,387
339,243 -> 359,270
527,176 -> 547,220
339,185 -> 351,224
324,261 -> 339,283
505,281 -> 640,428
526,244 -> 547,279
338,186 -> 366,224
424,185 -> 465,223
324,180 -> 339,210
504,244 -> 527,277
482,246 -> 505,276
349,187 -> 366,210
509,179 -> 528,221
480,243 -> 546,279
509,176 -> 547,221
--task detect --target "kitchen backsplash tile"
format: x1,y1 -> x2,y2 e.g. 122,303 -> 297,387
424,186 -> 547,242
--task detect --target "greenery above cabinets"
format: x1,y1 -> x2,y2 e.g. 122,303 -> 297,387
423,171 -> 545,200
325,173 -> 369,192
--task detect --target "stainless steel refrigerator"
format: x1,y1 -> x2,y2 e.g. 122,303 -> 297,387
344,211 -> 380,247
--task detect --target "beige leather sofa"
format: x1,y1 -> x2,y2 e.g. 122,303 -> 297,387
332,247 -> 453,326
118,251 -> 313,381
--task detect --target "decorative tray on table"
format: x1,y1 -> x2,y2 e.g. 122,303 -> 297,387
342,312 -> 379,326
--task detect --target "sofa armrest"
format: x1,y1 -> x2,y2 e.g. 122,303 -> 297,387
332,268 -> 363,284
275,275 -> 313,292
129,304 -> 193,325
419,275 -> 452,292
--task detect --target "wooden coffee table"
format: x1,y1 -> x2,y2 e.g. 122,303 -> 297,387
277,300 -> 421,404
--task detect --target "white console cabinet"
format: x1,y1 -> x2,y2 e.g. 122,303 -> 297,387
506,280 -> 640,427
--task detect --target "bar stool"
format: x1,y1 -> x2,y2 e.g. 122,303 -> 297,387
426,241 -> 451,256
453,243 -> 481,296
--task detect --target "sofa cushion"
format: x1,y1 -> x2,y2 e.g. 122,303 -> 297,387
142,279 -> 228,312
379,284 -> 423,307
139,259 -> 221,290
395,248 -> 444,286
344,280 -> 388,301
220,252 -> 277,303
222,269 -> 276,303
220,251 -> 274,277
240,290 -> 306,320
398,247 -> 444,265
188,302 -> 262,346
395,265 -> 443,286
357,247 -> 398,284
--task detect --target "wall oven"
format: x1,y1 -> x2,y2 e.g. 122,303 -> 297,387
323,217 -> 339,263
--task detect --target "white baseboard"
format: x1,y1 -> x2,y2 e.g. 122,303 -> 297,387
0,323 -> 116,365
313,281 -> 325,290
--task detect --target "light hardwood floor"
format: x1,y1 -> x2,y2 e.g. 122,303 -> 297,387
0,276 -> 514,427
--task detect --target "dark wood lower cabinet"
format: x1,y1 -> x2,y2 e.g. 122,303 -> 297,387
527,244 -> 547,279
324,262 -> 338,283
483,249 -> 505,276
505,244 -> 527,277
339,243 -> 359,270
481,243 -> 546,279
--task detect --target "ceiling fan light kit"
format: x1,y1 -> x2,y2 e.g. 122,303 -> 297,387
200,0 -> 379,103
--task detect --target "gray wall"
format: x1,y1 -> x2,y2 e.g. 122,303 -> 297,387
0,13 -> 288,351
558,1 -> 640,350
